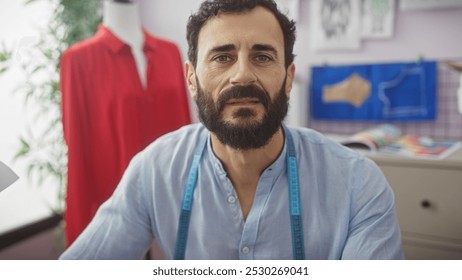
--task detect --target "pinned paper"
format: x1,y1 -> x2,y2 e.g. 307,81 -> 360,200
322,73 -> 371,107
0,161 -> 19,192
458,73 -> 462,115
310,0 -> 361,51
310,61 -> 437,120
445,61 -> 462,115
361,0 -> 395,39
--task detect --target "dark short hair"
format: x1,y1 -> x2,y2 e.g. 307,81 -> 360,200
186,0 -> 296,68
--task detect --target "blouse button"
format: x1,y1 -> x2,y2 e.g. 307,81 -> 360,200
227,196 -> 236,204
242,246 -> 250,254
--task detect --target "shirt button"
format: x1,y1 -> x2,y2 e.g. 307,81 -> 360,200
242,246 -> 250,254
227,196 -> 236,204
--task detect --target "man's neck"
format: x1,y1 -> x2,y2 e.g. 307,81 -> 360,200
211,127 -> 284,185
211,127 -> 284,219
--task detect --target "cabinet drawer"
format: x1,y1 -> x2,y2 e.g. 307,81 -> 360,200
401,232 -> 462,259
379,165 -> 462,241
402,241 -> 462,260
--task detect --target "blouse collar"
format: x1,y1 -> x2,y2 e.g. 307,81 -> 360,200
96,24 -> 157,54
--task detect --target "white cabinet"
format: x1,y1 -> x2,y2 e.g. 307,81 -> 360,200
369,148 -> 462,259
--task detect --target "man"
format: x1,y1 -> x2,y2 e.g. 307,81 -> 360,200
60,0 -> 404,260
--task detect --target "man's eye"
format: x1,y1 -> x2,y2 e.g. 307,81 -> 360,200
214,55 -> 232,62
255,55 -> 273,63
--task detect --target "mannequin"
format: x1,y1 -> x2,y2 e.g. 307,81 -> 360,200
103,0 -> 147,88
60,0 -> 191,245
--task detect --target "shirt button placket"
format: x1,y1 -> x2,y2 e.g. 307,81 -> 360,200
239,244 -> 253,259
227,195 -> 236,204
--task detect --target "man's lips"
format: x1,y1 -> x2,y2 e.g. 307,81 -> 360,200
226,98 -> 260,105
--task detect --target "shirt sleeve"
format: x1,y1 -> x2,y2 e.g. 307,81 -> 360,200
341,157 -> 405,260
59,153 -> 153,260
60,48 -> 98,245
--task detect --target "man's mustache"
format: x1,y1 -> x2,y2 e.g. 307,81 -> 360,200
216,85 -> 270,112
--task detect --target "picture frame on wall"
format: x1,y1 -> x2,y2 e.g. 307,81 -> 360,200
361,0 -> 395,39
400,0 -> 462,11
310,0 -> 361,51
310,0 -> 397,51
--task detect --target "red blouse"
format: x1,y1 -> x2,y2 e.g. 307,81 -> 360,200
60,25 -> 191,246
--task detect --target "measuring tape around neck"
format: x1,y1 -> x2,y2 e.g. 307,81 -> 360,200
174,126 -> 305,259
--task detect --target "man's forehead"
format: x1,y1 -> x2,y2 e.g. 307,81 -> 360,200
196,6 -> 284,53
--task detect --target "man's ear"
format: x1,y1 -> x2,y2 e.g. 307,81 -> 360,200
285,63 -> 295,98
185,61 -> 198,99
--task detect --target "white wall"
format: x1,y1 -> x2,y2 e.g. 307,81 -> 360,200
0,0 -> 57,233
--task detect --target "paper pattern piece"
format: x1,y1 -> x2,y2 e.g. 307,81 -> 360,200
378,65 -> 429,118
0,161 -> 19,192
310,61 -> 437,121
361,0 -> 395,38
323,73 -> 371,107
445,61 -> 462,115
310,0 -> 361,51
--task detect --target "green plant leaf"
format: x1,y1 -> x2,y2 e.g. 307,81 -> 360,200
0,47 -> 12,62
14,137 -> 31,160
24,0 -> 41,5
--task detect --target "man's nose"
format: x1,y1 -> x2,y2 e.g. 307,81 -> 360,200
230,59 -> 257,86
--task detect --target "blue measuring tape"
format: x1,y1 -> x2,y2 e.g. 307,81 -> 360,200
173,134 -> 207,260
285,127 -> 305,260
174,127 -> 305,259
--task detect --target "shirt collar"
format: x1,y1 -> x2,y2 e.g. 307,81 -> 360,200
97,24 -> 157,54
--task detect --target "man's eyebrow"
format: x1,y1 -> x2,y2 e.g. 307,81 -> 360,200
206,43 -> 279,57
252,44 -> 278,57
208,44 -> 236,55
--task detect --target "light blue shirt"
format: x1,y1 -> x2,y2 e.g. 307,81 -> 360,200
60,124 -> 404,260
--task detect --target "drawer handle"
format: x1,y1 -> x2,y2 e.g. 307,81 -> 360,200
421,200 -> 431,209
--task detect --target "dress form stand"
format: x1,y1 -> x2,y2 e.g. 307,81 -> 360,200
103,0 -> 147,88
61,0 -> 192,247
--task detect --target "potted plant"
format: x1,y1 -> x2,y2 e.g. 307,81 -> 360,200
0,0 -> 101,249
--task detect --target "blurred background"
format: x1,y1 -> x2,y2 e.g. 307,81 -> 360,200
1,0 -> 462,259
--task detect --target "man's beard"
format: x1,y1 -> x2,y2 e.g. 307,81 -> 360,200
195,79 -> 289,150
